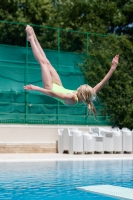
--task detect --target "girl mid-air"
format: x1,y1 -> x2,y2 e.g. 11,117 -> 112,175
24,25 -> 119,116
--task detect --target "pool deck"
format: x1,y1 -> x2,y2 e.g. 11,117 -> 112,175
0,153 -> 132,162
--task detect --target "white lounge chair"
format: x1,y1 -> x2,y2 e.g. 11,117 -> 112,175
93,135 -> 104,153
58,128 -> 64,153
102,128 -> 123,154
90,127 -> 105,153
102,130 -> 114,153
113,130 -> 123,153
122,129 -> 132,153
83,132 -> 95,154
58,128 -> 71,153
69,130 -> 83,154
58,128 -> 78,154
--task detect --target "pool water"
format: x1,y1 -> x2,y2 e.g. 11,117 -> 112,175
0,160 -> 133,200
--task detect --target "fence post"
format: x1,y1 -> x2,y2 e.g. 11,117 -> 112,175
58,29 -> 60,71
57,29 -> 61,124
25,37 -> 28,123
86,33 -> 89,125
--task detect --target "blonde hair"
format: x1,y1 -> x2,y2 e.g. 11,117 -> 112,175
77,84 -> 96,117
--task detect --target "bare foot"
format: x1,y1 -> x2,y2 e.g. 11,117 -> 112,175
26,25 -> 35,41
26,25 -> 35,35
26,26 -> 33,35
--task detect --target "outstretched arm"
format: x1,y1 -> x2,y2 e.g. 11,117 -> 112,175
93,55 -> 119,93
24,85 -> 75,101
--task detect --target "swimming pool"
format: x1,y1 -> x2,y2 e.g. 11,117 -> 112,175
0,160 -> 133,200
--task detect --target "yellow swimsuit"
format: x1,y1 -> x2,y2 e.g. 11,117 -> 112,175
52,83 -> 78,106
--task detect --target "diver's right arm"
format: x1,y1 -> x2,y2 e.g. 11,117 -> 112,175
24,85 -> 76,103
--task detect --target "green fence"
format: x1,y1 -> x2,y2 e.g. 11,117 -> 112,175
0,21 -> 114,125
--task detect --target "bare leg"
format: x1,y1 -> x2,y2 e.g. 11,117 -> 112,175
26,25 -> 63,86
28,35 -> 52,89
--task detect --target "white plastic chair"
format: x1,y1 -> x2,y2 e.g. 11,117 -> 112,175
69,130 -> 83,154
83,133 -> 95,154
113,130 -> 123,153
89,127 -> 104,153
58,128 -> 64,153
58,128 -> 71,153
58,128 -> 79,154
102,130 -> 114,153
93,135 -> 104,153
122,129 -> 132,153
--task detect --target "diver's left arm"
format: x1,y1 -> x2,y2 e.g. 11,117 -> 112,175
93,55 -> 119,93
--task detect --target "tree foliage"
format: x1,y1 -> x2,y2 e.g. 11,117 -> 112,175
0,0 -> 53,46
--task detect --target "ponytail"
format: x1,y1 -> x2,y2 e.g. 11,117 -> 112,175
87,101 -> 96,118
78,84 -> 97,117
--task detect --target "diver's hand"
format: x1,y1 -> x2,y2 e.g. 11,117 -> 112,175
24,84 -> 39,91
111,55 -> 119,70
